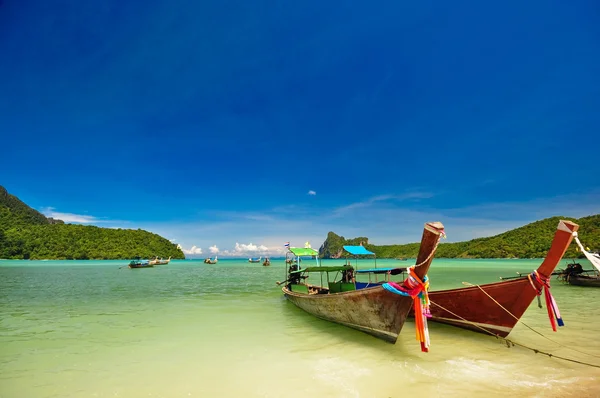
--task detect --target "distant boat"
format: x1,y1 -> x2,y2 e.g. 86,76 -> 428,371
204,255 -> 218,264
263,257 -> 271,266
249,256 -> 262,263
556,260 -> 600,287
149,256 -> 171,266
128,258 -> 154,269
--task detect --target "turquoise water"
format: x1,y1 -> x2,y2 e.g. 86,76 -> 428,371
1,259 -> 599,397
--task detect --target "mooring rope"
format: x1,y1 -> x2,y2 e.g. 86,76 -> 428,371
462,281 -> 600,360
429,299 -> 600,368
413,229 -> 446,268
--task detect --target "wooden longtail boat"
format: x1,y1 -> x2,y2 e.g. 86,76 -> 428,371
249,257 -> 262,263
565,274 -> 600,287
557,261 -> 600,287
262,257 -> 271,266
281,222 -> 444,345
128,258 -> 154,269
204,256 -> 218,264
418,220 -> 578,337
149,256 -> 171,265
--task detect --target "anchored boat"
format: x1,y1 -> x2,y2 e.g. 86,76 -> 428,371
418,220 -> 579,337
280,222 -> 445,350
149,256 -> 171,265
204,255 -> 218,264
556,260 -> 600,287
128,258 -> 154,269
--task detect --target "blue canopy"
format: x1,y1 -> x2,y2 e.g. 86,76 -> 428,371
343,245 -> 375,256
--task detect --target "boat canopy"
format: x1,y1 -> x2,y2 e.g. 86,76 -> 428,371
343,245 -> 374,256
290,265 -> 353,274
356,267 -> 406,275
289,247 -> 319,256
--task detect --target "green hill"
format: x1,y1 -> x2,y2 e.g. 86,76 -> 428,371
319,215 -> 600,259
0,185 -> 185,260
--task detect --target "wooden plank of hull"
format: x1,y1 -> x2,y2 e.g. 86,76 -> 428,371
567,275 -> 600,287
424,278 -> 535,337
283,285 -> 413,343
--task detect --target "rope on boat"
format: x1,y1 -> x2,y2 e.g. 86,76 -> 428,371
413,229 -> 446,268
429,299 -> 600,369
461,281 -> 600,360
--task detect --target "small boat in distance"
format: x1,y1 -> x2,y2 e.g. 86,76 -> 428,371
280,222 -> 445,350
249,256 -> 262,263
556,260 -> 600,287
128,257 -> 154,269
263,257 -> 271,266
204,255 -> 218,264
149,256 -> 171,266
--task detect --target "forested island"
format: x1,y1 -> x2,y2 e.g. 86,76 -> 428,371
319,215 -> 600,259
0,185 -> 185,260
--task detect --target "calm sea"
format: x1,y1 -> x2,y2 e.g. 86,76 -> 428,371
1,258 -> 598,398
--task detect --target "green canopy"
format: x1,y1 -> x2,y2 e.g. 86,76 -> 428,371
289,247 -> 319,256
290,265 -> 353,274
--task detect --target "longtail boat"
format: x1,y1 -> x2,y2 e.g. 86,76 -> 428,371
128,258 -> 154,269
556,261 -> 600,287
419,220 -> 578,337
248,257 -> 262,263
149,256 -> 171,265
280,222 -> 445,350
204,256 -> 218,264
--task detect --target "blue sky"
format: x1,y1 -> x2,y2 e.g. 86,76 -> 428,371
1,0 -> 599,257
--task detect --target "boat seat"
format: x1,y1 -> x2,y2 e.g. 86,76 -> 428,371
290,284 -> 309,294
328,281 -> 356,293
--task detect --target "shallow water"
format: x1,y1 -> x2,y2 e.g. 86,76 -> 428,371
1,259 -> 599,397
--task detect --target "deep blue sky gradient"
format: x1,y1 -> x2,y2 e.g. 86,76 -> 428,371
1,0 -> 599,255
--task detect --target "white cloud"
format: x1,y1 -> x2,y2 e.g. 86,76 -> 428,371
233,242 -> 268,253
332,192 -> 433,217
181,245 -> 203,255
41,207 -> 99,224
218,242 -> 272,257
209,245 -> 219,254
308,190 -> 317,196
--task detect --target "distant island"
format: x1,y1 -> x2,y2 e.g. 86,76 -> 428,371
319,215 -> 600,259
0,185 -> 185,260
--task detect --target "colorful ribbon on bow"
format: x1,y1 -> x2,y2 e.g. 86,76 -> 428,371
383,267 -> 431,352
528,270 -> 564,331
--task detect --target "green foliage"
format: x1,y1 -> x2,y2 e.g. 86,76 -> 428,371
0,185 -> 185,260
0,186 -> 49,227
319,215 -> 600,259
